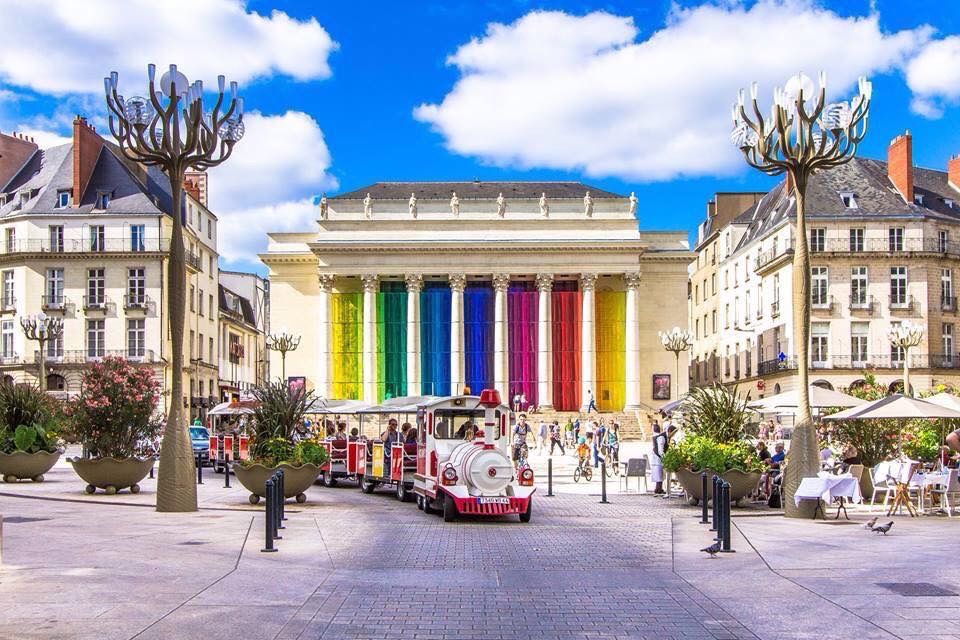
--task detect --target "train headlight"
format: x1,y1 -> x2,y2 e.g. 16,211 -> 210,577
519,467 -> 534,486
441,465 -> 458,485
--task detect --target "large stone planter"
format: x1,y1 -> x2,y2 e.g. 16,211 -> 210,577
69,457 -> 155,495
674,466 -> 761,506
0,449 -> 63,482
233,463 -> 321,505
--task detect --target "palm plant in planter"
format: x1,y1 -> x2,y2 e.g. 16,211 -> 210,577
0,384 -> 64,482
66,357 -> 162,494
233,381 -> 328,504
668,385 -> 763,505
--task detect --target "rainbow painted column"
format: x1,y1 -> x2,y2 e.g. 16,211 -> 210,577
330,291 -> 362,399
596,289 -> 626,411
551,281 -> 581,411
377,281 -> 407,401
464,282 -> 494,394
420,282 -> 451,396
508,282 -> 537,409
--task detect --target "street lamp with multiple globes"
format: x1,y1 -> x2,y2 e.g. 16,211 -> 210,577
20,313 -> 63,392
889,321 -> 924,397
732,71 -> 871,517
266,329 -> 301,383
104,64 -> 245,512
658,327 -> 693,401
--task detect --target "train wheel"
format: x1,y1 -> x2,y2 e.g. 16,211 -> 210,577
361,477 -> 376,494
519,499 -> 532,523
416,494 -> 424,510
395,482 -> 406,502
443,494 -> 457,522
424,497 -> 440,515
322,473 -> 338,488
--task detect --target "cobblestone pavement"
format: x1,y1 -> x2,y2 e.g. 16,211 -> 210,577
1,457 -> 959,639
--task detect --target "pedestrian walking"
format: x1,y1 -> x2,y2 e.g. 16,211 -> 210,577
512,391 -> 521,414
564,418 -> 574,450
573,417 -> 581,445
520,393 -> 528,413
651,421 -> 667,494
594,419 -> 606,468
549,421 -> 565,456
585,389 -> 598,413
538,419 -> 549,452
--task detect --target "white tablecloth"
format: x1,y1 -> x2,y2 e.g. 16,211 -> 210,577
910,472 -> 947,489
795,474 -> 861,507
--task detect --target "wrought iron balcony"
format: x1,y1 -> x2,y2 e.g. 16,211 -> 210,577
83,295 -> 111,312
889,294 -> 915,311
0,296 -> 15,313
41,294 -> 68,311
849,294 -> 874,312
124,293 -> 151,310
942,296 -> 957,312
0,238 -> 170,255
811,294 -> 833,311
33,349 -> 158,364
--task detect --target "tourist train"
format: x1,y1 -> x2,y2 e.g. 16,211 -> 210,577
316,389 -> 535,522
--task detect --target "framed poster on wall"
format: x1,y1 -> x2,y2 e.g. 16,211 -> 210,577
652,374 -> 671,400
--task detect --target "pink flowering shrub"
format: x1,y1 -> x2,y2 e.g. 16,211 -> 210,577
65,357 -> 161,459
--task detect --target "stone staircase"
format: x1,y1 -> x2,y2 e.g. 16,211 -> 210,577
522,407 -> 651,441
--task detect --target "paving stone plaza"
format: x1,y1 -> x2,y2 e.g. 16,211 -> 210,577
1,451 -> 959,640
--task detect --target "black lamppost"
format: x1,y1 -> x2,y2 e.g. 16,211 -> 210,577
105,64 -> 244,512
266,330 -> 300,383
20,313 -> 63,391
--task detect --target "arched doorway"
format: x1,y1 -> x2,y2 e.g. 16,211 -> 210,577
888,379 -> 913,395
848,379 -> 867,393
812,379 -> 834,390
46,373 -> 65,391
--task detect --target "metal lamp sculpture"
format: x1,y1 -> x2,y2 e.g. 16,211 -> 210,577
266,329 -> 300,383
732,71 -> 871,517
658,327 -> 693,401
104,64 -> 244,512
20,313 -> 63,392
888,321 -> 923,397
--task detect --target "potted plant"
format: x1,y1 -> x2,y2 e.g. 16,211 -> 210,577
667,385 -> 763,505
0,384 -> 64,482
65,357 -> 161,494
232,382 -> 328,504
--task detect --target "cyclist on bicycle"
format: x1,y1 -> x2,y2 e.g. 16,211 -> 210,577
606,422 -> 621,465
575,436 -> 589,469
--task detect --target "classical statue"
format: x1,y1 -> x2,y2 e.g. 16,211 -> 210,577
629,191 -> 638,216
409,192 -> 418,218
496,192 -> 506,217
583,191 -> 593,217
363,193 -> 372,219
450,191 -> 460,217
318,192 -> 328,220
539,192 -> 549,218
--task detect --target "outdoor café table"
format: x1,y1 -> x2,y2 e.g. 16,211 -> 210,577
795,474 -> 860,519
910,471 -> 948,514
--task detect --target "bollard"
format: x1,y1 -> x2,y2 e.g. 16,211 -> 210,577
600,460 -> 609,504
547,458 -> 554,497
223,458 -> 231,488
278,469 -> 287,522
196,453 -> 203,484
710,475 -> 720,532
700,471 -> 709,524
271,474 -> 283,539
715,480 -> 726,542
261,478 -> 277,552
721,481 -> 735,553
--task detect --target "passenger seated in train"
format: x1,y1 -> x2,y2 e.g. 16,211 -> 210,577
404,427 -> 418,445
349,427 -> 360,440
381,419 -> 400,456
454,420 -> 474,439
335,422 -> 347,439
324,423 -> 336,438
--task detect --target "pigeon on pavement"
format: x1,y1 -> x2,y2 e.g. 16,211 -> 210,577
861,517 -> 878,530
871,521 -> 894,535
701,541 -> 722,558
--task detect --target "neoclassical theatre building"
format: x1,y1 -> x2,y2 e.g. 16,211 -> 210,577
261,182 -> 691,413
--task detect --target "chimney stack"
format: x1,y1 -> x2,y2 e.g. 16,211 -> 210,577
72,115 -> 104,207
948,155 -> 960,192
0,130 -> 39,189
183,170 -> 208,207
887,131 -> 914,204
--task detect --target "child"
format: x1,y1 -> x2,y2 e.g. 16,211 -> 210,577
576,436 -> 589,469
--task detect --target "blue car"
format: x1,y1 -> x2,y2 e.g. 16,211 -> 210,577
190,426 -> 211,465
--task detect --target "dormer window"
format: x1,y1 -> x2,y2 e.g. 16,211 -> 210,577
840,191 -> 858,209
56,190 -> 70,208
96,191 -> 111,210
946,199 -> 955,209
915,194 -> 925,206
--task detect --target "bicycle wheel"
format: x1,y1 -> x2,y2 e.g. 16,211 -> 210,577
584,467 -> 593,482
573,467 -> 581,483
612,458 -> 620,476
604,463 -> 613,478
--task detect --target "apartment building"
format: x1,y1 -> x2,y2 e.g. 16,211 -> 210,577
0,117 -> 219,415
689,131 -> 960,397
218,270 -> 269,399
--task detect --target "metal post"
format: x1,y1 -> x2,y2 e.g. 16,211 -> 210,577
196,453 -> 203,484
721,481 -> 735,553
223,458 -> 231,488
261,478 -> 277,552
278,469 -> 287,522
700,471 -> 708,524
272,473 -> 283,539
600,460 -> 609,504
547,457 -> 554,497
149,455 -> 155,479
710,475 -> 720,532
715,480 -> 726,542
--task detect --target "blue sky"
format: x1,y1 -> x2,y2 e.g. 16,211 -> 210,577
0,0 -> 959,274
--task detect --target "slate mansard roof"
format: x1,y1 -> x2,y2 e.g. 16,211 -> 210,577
731,157 -> 960,251
0,141 -> 174,218
332,181 -> 625,201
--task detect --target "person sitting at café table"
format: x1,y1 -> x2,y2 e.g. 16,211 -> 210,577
769,443 -> 786,470
756,441 -> 772,498
840,444 -> 861,472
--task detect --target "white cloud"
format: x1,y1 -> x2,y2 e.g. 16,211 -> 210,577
906,36 -> 960,119
12,126 -> 70,148
415,3 -> 930,181
0,0 -> 337,95
208,111 -> 337,264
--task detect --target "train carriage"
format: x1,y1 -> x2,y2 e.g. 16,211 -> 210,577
412,390 -> 534,522
354,397 -> 432,501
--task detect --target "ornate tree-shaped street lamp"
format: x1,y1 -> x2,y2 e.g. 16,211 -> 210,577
105,64 -> 244,512
889,321 -> 924,397
266,329 -> 300,383
658,327 -> 693,401
21,313 -> 63,392
732,71 -> 871,517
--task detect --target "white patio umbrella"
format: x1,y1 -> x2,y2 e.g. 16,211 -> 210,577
923,392 -> 960,414
822,394 -> 960,422
749,385 -> 866,412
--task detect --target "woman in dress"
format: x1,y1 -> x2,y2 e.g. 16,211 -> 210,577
650,421 -> 667,495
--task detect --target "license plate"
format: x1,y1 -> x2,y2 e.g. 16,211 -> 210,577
478,497 -> 510,504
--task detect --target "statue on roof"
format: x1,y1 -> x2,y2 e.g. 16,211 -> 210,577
409,192 -> 418,218
539,192 -> 549,218
318,192 -> 328,220
583,191 -> 593,217
496,192 -> 506,217
363,193 -> 373,219
450,191 -> 460,217
629,191 -> 638,216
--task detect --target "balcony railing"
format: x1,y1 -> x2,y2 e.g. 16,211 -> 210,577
811,294 -> 833,311
0,296 -> 15,313
849,294 -> 875,312
0,238 -> 170,255
33,349 -> 158,364
771,300 -> 780,317
185,250 -> 202,270
124,293 -> 151,310
758,358 -> 797,376
942,296 -> 957,312
889,294 -> 915,311
41,294 -> 68,311
0,353 -> 19,365
759,353 -> 960,371
755,240 -> 795,271
821,237 -> 960,255
83,295 -> 111,311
